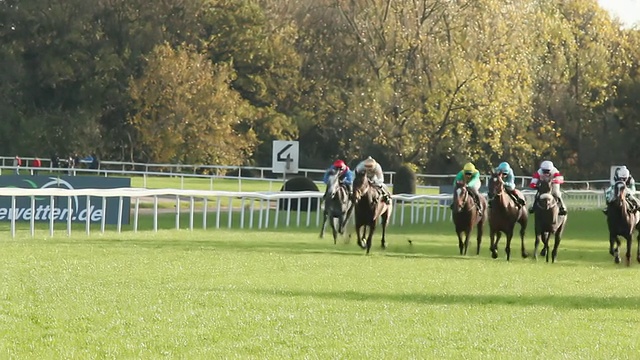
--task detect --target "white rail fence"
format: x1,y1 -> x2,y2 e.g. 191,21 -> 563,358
0,188 -> 605,238
0,156 -> 611,190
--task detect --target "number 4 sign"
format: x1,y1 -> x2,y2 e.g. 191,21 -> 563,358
272,141 -> 299,174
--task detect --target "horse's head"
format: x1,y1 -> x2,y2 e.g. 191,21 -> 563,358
488,171 -> 504,199
352,170 -> 369,203
324,170 -> 340,199
452,180 -> 471,213
536,177 -> 552,195
536,192 -> 557,211
614,180 -> 627,204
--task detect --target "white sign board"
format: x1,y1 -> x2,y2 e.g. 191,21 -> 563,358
272,140 -> 299,174
610,165 -> 625,184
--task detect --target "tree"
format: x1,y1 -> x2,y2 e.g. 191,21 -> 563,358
128,43 -> 258,165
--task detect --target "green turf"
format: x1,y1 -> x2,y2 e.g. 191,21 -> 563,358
0,210 -> 638,358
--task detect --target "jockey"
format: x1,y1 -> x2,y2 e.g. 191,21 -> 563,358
528,160 -> 567,215
323,159 -> 354,195
355,156 -> 392,204
453,162 -> 484,216
491,161 -> 526,208
603,165 -> 640,214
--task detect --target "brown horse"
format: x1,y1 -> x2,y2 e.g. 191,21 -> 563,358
606,181 -> 640,266
452,180 -> 487,255
352,170 -> 392,254
487,171 -> 529,261
533,178 -> 567,263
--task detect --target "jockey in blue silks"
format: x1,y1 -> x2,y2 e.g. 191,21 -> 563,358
492,161 -> 526,207
323,159 -> 354,195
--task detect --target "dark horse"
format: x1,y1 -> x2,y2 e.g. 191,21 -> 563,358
487,171 -> 529,261
606,180 -> 640,266
352,170 -> 392,254
451,180 -> 487,255
319,170 -> 353,244
533,178 -> 567,263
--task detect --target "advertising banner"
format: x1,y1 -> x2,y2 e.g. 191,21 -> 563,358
0,176 -> 131,224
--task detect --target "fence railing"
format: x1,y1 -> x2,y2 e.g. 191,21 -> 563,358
0,188 -> 605,238
0,155 -> 611,190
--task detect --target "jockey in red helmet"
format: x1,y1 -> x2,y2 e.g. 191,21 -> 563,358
323,159 -> 354,194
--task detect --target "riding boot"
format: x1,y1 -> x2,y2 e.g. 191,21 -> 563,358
508,191 -> 521,208
603,206 -> 608,215
383,190 -> 392,205
473,193 -> 483,217
528,201 -> 536,214
557,196 -> 567,215
628,198 -> 639,213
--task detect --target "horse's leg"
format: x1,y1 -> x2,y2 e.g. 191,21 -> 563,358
551,231 -> 561,263
476,219 -> 484,256
463,229 -> 471,256
355,223 -> 365,249
625,234 -> 632,267
330,216 -> 338,245
360,225 -> 367,248
457,229 -> 464,255
505,230 -> 514,261
636,227 -> 640,263
320,210 -> 328,239
340,203 -> 354,234
608,230 -> 615,256
544,232 -> 551,263
612,234 -> 621,264
380,212 -> 389,250
366,223 -> 377,255
519,216 -> 529,258
533,230 -> 541,261
490,230 -> 499,259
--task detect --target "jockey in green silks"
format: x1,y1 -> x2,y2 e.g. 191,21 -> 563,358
452,162 -> 484,216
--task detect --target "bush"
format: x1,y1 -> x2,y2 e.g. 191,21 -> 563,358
393,164 -> 417,194
278,177 -> 320,211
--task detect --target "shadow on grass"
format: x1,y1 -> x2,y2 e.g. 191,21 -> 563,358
248,288 -> 640,311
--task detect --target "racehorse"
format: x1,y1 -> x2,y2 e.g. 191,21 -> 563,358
606,180 -> 640,266
319,170 -> 353,244
487,171 -> 529,261
451,180 -> 487,255
351,170 -> 392,254
532,178 -> 567,263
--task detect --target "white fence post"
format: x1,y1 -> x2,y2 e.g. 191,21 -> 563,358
0,188 -> 607,238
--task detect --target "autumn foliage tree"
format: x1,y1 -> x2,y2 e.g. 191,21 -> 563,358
128,43 -> 258,165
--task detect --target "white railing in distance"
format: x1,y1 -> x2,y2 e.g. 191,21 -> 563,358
0,188 -> 605,238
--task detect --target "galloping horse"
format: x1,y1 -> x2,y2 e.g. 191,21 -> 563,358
352,170 -> 392,254
533,178 -> 567,263
487,171 -> 529,261
452,181 -> 487,255
606,180 -> 640,266
319,170 -> 353,244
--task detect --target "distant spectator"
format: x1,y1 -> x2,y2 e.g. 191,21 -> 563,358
68,155 -> 75,176
89,153 -> 100,172
51,153 -> 60,170
13,155 -> 21,175
32,157 -> 41,175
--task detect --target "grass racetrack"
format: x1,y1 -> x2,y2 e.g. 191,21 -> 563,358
1,209 -> 639,359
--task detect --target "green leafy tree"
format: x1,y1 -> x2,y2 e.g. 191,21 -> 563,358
128,43 -> 258,165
